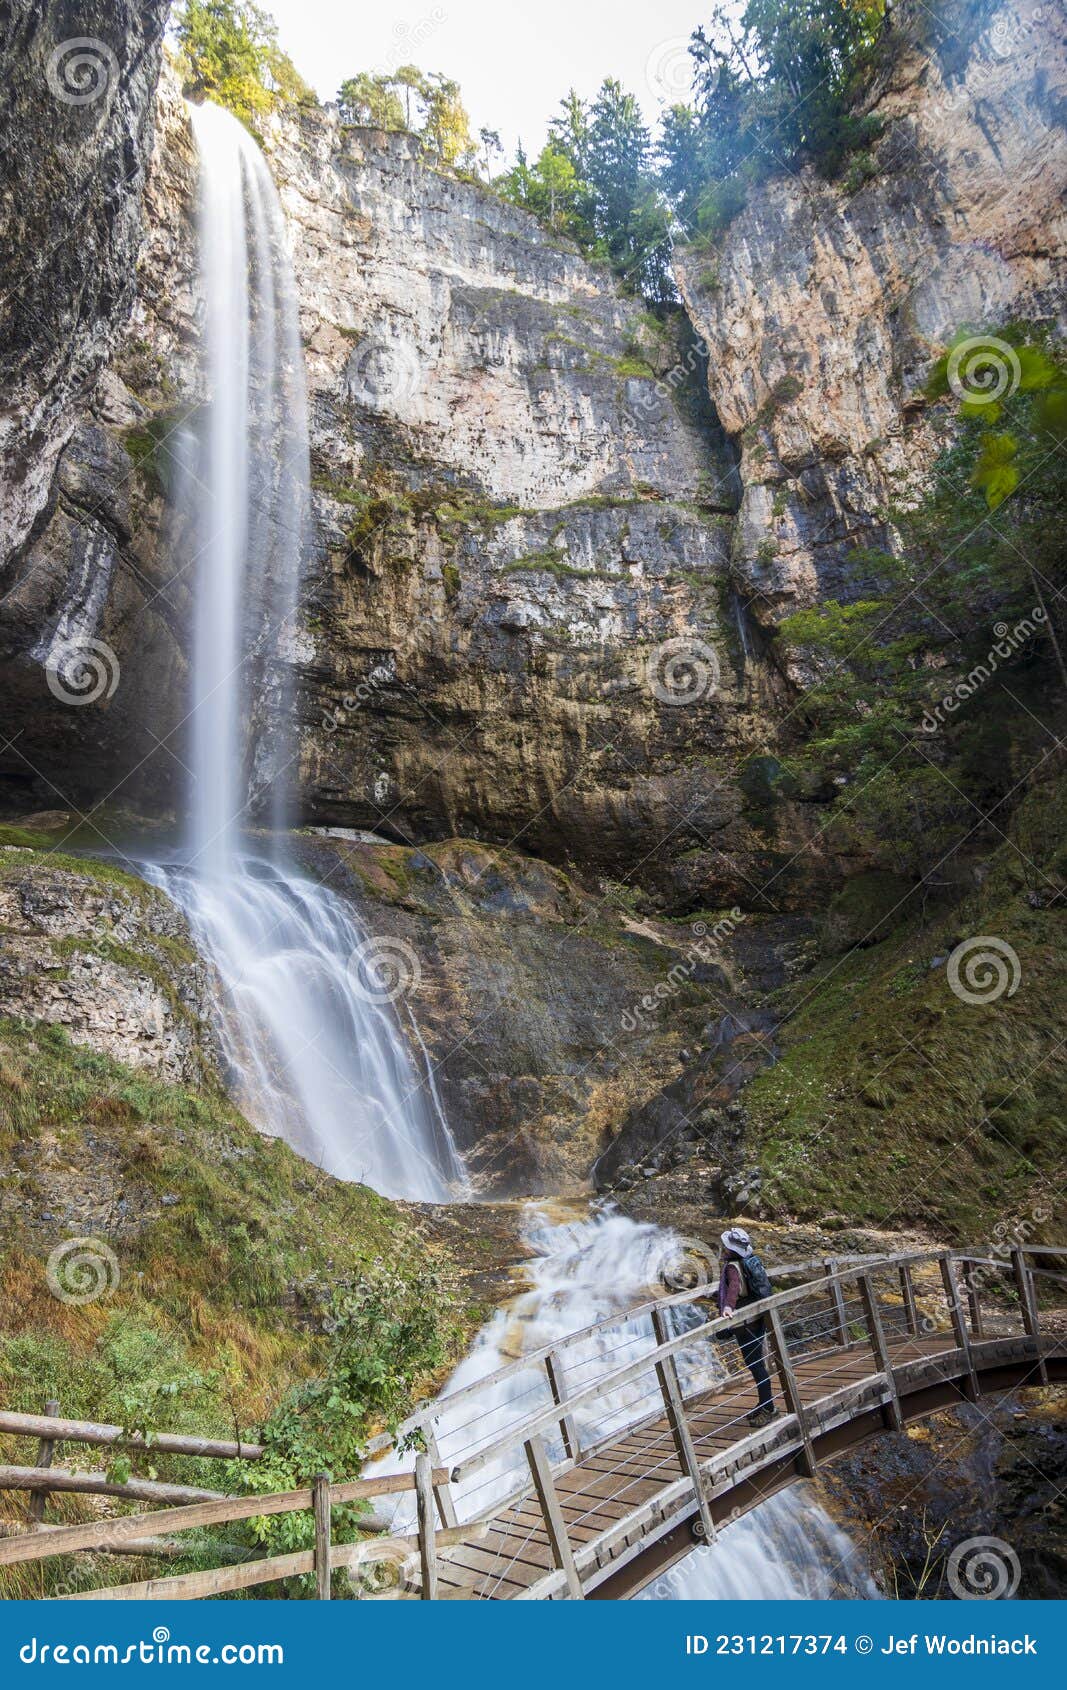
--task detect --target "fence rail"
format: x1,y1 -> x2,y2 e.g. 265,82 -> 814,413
1,1243 -> 1062,1601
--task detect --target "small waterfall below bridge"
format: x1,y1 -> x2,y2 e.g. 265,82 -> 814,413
377,1204 -> 876,1597
149,101 -> 465,1203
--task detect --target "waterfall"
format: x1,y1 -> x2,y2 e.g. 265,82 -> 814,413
375,1204 -> 875,1597
639,1486 -> 878,1600
149,101 -> 466,1203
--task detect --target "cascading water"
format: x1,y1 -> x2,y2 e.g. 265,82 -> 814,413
376,1204 -> 876,1597
148,108 -> 874,1598
149,102 -> 465,1203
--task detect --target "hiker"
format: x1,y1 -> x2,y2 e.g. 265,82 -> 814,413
717,1225 -> 777,1429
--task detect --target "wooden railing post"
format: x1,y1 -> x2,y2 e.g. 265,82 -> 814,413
525,1433 -> 583,1599
312,1473 -> 332,1599
766,1306 -> 816,1476
28,1400 -> 60,1524
650,1308 -> 716,1542
858,1276 -> 903,1430
1011,1246 -> 1048,1385
940,1255 -> 978,1400
414,1452 -> 438,1600
544,1350 -> 579,1462
960,1258 -> 985,1340
898,1263 -> 920,1337
823,1262 -> 848,1346
421,1419 -> 458,1529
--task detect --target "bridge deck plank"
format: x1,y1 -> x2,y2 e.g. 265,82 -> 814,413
435,1329 -> 1060,1600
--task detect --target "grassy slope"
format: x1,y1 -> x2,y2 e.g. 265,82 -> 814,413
0,836 -> 483,1591
746,780 -> 1066,1239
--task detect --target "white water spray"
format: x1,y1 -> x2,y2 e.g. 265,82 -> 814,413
379,1205 -> 875,1596
151,102 -> 465,1202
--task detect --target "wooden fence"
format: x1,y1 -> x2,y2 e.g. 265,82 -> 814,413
1,1244 -> 1061,1600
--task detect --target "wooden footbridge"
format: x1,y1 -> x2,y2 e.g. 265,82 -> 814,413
1,1246 -> 1063,1600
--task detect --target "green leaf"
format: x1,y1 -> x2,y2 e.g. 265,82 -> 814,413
972,432 -> 1020,509
1016,345 -> 1058,392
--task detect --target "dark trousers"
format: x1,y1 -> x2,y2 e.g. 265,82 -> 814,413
735,1318 -> 774,1410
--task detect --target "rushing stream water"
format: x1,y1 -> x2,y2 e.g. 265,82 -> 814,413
153,100 -> 872,1599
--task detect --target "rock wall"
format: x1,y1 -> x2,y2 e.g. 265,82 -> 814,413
0,841 -> 219,1085
0,2 -> 182,820
676,0 -> 1067,643
1,0 -> 1064,911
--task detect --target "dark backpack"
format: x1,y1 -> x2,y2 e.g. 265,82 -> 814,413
736,1252 -> 773,1305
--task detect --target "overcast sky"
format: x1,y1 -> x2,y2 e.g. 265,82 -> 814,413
264,0 -> 705,159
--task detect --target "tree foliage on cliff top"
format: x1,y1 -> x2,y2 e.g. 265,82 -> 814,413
173,0 -> 316,129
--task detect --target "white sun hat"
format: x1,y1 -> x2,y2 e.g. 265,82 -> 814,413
720,1226 -> 754,1259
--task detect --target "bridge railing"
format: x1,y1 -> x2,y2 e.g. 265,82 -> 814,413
405,1244 -> 1057,1573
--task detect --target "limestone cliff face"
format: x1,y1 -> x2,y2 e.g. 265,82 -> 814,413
0,65 -> 827,909
0,3 -> 180,818
0,841 -> 220,1086
268,111 -> 805,905
3,0 -> 1064,913
675,0 -> 1067,641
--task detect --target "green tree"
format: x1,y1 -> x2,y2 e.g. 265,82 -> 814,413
174,0 -> 314,129
336,70 -> 406,128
